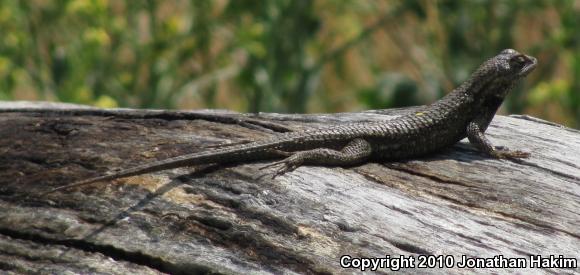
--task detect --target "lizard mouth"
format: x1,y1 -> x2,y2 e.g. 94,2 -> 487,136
519,55 -> 537,77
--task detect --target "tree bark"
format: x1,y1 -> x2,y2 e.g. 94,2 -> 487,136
0,101 -> 579,274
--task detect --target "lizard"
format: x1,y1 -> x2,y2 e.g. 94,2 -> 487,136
43,49 -> 537,194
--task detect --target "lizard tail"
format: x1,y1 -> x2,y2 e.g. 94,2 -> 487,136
39,138 -> 293,195
41,157 -> 201,196
40,174 -> 123,196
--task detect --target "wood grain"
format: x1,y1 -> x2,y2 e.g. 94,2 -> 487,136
0,101 -> 578,274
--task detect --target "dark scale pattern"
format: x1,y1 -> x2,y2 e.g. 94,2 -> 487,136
47,49 -> 537,193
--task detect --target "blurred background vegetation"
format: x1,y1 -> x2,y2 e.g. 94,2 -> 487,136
0,0 -> 579,128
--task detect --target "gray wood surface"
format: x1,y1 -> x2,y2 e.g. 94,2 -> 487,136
0,101 -> 579,275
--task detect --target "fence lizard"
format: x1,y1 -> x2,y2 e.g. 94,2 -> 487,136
45,49 -> 537,194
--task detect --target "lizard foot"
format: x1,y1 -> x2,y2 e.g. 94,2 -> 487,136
492,148 -> 530,159
259,154 -> 304,178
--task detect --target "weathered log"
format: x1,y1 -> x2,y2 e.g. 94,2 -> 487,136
0,101 -> 579,274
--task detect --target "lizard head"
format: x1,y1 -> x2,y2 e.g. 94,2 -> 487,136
493,49 -> 537,79
467,49 -> 537,99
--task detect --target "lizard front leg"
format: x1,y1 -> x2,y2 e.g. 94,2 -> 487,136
260,138 -> 372,178
466,121 -> 530,159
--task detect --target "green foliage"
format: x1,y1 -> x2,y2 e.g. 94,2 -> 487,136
358,73 -> 420,109
0,0 -> 578,127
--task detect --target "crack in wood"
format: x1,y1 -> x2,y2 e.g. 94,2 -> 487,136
0,226 -> 215,275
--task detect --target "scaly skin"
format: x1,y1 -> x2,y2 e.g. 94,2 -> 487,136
44,49 -> 537,194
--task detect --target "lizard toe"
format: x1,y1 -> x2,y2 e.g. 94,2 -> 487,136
265,155 -> 304,178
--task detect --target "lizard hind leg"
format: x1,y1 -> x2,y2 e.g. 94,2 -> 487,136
260,138 -> 372,178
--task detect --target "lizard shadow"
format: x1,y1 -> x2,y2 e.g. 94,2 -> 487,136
409,142 -> 532,165
54,164 -> 222,259
53,142 -> 518,259
444,142 -> 530,163
50,143 -> 525,262
431,143 -> 491,163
